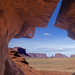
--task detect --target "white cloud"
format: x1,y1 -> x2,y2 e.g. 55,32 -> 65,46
43,33 -> 51,36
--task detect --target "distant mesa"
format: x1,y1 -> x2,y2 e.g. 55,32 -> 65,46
9,47 -> 47,58
9,47 -> 69,58
27,53 -> 47,58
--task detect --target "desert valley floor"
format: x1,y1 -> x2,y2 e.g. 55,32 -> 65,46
9,50 -> 75,75
25,57 -> 75,75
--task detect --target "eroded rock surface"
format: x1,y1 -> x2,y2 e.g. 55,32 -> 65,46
4,57 -> 25,75
8,49 -> 44,75
0,0 -> 59,75
54,0 -> 75,40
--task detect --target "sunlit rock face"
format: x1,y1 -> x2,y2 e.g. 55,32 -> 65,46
0,0 -> 59,75
54,0 -> 75,40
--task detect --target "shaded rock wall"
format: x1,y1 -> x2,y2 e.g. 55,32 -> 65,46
0,0 -> 59,75
54,0 -> 75,40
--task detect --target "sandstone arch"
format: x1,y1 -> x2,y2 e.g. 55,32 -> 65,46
54,0 -> 75,40
0,0 -> 59,75
0,0 -> 75,75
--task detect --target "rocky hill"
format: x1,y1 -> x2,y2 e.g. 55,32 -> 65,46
8,49 -> 45,75
54,0 -> 75,40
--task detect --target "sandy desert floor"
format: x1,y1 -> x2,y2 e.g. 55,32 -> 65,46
25,57 -> 75,75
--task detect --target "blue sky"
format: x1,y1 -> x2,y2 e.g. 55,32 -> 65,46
9,0 -> 75,57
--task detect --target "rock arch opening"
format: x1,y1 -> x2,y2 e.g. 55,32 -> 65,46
0,0 -> 75,75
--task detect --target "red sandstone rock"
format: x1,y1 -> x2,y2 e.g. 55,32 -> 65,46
4,57 -> 25,75
0,0 -> 75,74
0,0 -> 59,74
54,0 -> 75,40
8,49 -> 45,75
